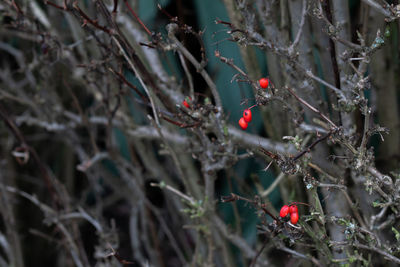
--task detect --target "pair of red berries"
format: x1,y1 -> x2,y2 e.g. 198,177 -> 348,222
279,204 -> 299,225
238,109 -> 252,130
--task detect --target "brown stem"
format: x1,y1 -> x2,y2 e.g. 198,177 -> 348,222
112,0 -> 119,13
221,193 -> 278,221
292,131 -> 332,161
123,0 -> 152,35
249,238 -> 268,267
286,87 -> 337,129
11,0 -> 24,14
72,2 -> 112,34
44,0 -> 67,11
108,68 -> 149,103
321,0 -> 340,89
160,114 -> 201,128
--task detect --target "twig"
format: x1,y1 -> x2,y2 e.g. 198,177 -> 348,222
123,0 -> 152,35
178,51 -> 195,99
367,166 -> 393,187
151,182 -> 197,205
76,152 -> 109,172
127,125 -> 189,145
160,114 -> 201,128
212,216 -> 257,259
221,193 -> 278,221
370,206 -> 388,229
353,243 -> 400,264
308,162 -> 337,182
108,68 -> 149,103
288,0 -> 308,54
359,105 -> 371,158
167,23 -> 222,110
111,36 -> 161,126
105,244 -> 135,265
228,126 -> 296,154
261,172 -> 285,197
72,2 -> 112,34
304,70 -> 346,100
292,131 -> 332,161
286,87 -> 338,129
214,50 -> 253,86
279,245 -> 321,266
361,0 -> 391,18
249,238 -> 268,267
11,0 -> 24,14
44,0 -> 66,10
112,0 -> 118,14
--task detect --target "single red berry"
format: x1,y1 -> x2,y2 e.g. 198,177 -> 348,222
279,205 -> 290,218
259,78 -> 269,89
290,212 -> 299,224
182,100 -> 190,108
238,117 -> 248,130
243,109 -> 252,122
289,205 -> 298,214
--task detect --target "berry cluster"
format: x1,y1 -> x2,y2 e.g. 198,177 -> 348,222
238,78 -> 270,130
279,204 -> 299,225
238,109 -> 252,130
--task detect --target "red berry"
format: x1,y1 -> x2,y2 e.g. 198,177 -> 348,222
279,205 -> 290,218
259,78 -> 269,89
182,97 -> 192,108
289,205 -> 298,214
290,212 -> 299,224
182,100 -> 190,108
243,109 -> 252,122
238,117 -> 248,130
